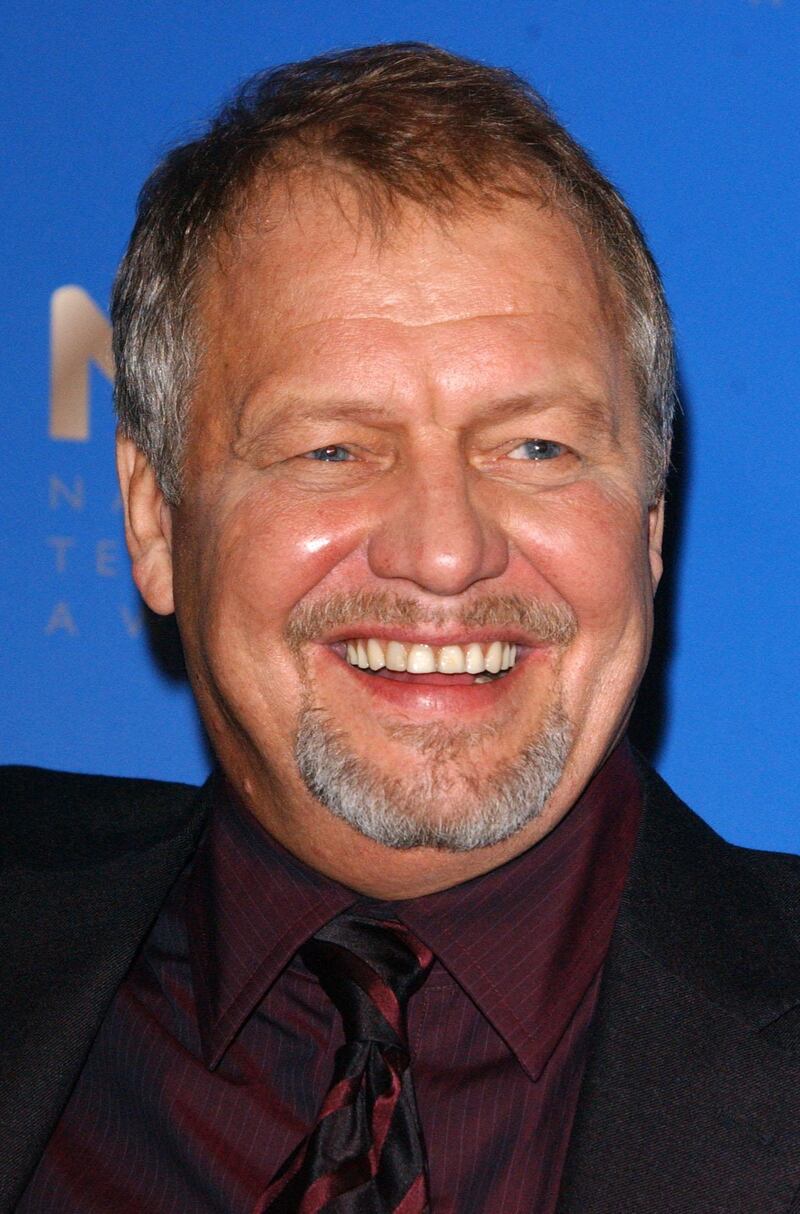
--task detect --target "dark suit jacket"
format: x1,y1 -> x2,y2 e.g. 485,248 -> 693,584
2,761 -> 800,1212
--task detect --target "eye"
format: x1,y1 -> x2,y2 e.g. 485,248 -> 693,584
304,445 -> 353,462
507,438 -> 568,461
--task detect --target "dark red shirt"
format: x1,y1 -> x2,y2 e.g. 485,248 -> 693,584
20,743 -> 641,1213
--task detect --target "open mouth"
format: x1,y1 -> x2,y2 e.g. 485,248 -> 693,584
341,638 -> 518,685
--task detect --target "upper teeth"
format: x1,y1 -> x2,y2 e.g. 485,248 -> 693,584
344,639 -> 518,675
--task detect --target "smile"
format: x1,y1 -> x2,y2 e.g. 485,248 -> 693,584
344,638 -> 518,683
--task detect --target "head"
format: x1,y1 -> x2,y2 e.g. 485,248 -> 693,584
115,43 -> 673,897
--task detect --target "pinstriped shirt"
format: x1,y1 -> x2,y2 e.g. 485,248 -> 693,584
19,742 -> 641,1213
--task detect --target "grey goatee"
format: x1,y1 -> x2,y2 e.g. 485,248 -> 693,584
295,703 -> 572,852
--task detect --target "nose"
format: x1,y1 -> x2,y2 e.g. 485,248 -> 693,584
366,447 -> 509,596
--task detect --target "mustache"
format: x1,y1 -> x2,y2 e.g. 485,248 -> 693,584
286,589 -> 577,649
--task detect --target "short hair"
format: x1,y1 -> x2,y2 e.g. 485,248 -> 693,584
112,42 -> 675,505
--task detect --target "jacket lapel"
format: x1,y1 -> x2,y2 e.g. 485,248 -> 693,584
0,770 -> 210,1212
559,766 -> 800,1213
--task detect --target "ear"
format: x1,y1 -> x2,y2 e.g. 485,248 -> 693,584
648,496 -> 665,594
116,433 -> 175,616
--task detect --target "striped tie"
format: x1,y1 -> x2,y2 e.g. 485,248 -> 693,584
258,912 -> 435,1213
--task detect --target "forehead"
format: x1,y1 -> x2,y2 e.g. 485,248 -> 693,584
195,178 -> 631,425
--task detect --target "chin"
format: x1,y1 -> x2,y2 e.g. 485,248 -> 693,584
294,700 -> 572,853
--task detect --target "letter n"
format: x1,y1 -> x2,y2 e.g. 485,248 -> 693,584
49,286 -> 115,441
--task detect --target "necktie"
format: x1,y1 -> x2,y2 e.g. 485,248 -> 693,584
258,912 -> 435,1213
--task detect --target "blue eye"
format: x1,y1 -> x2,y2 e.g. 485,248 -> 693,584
508,439 -> 566,461
307,445 -> 351,462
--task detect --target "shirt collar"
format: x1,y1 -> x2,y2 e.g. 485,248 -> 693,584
187,775 -> 356,1067
393,741 -> 641,1078
188,742 -> 641,1075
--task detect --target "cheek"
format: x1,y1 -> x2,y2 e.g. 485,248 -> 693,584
190,486 -> 371,639
507,484 -> 653,631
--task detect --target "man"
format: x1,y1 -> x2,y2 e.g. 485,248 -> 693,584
3,42 -> 800,1213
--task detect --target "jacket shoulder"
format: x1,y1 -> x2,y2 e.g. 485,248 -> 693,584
638,760 -> 800,895
0,767 -> 208,1210
633,760 -> 800,1010
0,764 -> 202,868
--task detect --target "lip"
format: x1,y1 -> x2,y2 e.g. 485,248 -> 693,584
318,640 -> 546,718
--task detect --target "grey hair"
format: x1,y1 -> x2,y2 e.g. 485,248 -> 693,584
112,42 -> 675,506
295,701 -> 572,851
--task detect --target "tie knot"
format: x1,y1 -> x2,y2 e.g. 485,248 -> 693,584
301,912 -> 434,1048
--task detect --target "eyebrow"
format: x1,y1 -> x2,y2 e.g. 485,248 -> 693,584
235,393 -> 395,435
472,390 -> 616,431
236,386 -> 617,439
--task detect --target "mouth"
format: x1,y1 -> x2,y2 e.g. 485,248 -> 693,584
336,637 -> 520,685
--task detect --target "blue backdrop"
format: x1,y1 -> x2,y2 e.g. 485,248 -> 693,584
2,0 -> 798,851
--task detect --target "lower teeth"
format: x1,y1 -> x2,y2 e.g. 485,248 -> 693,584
356,666 -> 506,682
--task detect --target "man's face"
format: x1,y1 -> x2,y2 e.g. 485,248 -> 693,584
128,181 -> 663,893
